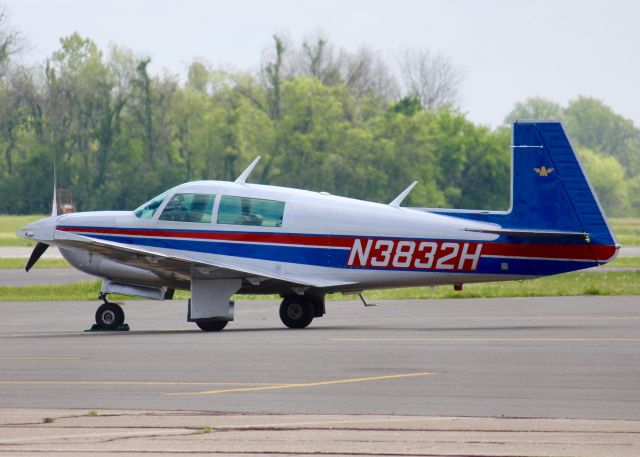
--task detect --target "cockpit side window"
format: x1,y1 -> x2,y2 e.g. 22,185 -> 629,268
159,193 -> 216,223
217,195 -> 285,227
134,191 -> 169,219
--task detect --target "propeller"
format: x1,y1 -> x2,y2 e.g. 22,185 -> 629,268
25,242 -> 49,272
25,155 -> 57,272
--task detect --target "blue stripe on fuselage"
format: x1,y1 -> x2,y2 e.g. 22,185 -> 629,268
90,234 -> 341,268
88,233 -> 597,277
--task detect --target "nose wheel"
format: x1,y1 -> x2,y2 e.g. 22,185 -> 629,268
95,301 -> 125,330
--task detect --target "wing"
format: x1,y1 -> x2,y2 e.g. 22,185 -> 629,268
54,230 -> 355,289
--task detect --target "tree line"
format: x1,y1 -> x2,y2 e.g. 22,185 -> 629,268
0,25 -> 637,217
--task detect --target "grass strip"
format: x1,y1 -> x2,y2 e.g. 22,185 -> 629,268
605,257 -> 640,268
0,234 -> 35,247
610,217 -> 640,246
0,215 -> 44,247
0,215 -> 47,232
347,270 -> 640,300
0,281 -> 103,301
1,270 -> 638,302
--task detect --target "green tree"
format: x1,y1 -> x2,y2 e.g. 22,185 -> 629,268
577,147 -> 629,216
503,97 -> 564,125
564,97 -> 640,175
1,28 -> 636,219
628,176 -> 640,216
0,6 -> 21,79
44,33 -> 116,209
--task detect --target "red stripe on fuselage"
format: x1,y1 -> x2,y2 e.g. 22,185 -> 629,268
56,226 -> 616,262
482,243 -> 616,261
57,226 -> 351,247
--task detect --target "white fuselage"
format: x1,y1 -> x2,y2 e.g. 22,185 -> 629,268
47,180 -> 512,294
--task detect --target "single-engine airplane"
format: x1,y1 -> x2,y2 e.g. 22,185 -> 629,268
17,121 -> 619,331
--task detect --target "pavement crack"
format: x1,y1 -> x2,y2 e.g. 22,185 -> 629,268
93,430 -> 196,444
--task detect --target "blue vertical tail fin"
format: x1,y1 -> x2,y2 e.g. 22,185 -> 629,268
507,121 -> 615,247
425,121 -> 618,264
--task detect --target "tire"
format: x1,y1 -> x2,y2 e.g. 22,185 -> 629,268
279,297 -> 314,329
196,320 -> 228,332
95,302 -> 125,330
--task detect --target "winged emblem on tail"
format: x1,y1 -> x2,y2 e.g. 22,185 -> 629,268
534,166 -> 554,176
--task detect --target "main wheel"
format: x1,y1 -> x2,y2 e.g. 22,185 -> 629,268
195,320 -> 228,332
279,297 -> 314,329
95,302 -> 125,330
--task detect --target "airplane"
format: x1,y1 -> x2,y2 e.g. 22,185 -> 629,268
17,121 -> 619,331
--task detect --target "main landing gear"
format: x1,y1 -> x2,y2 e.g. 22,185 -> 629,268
94,294 -> 126,330
279,294 -> 325,329
90,293 -> 325,331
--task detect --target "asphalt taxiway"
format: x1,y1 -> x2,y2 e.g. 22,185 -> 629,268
1,295 -> 639,419
2,295 -> 640,456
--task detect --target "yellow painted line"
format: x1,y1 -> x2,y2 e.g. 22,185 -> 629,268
0,323 -> 26,327
0,357 -> 80,361
168,371 -> 437,396
0,381 -> 277,386
331,338 -> 640,342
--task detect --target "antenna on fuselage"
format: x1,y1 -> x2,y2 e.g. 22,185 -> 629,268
235,156 -> 262,184
389,181 -> 418,207
52,153 -> 58,217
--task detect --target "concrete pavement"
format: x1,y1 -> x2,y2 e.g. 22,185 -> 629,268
1,409 -> 639,456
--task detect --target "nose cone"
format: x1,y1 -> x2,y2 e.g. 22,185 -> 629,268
16,216 -> 58,242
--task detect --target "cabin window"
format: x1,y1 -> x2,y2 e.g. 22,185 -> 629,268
134,191 -> 169,219
217,196 -> 285,227
159,193 -> 216,223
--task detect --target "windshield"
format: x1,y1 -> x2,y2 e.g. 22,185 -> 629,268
134,191 -> 169,219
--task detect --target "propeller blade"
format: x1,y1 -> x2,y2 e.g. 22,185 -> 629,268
25,242 -> 49,272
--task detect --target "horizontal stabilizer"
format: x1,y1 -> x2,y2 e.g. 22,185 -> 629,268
465,227 -> 589,241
